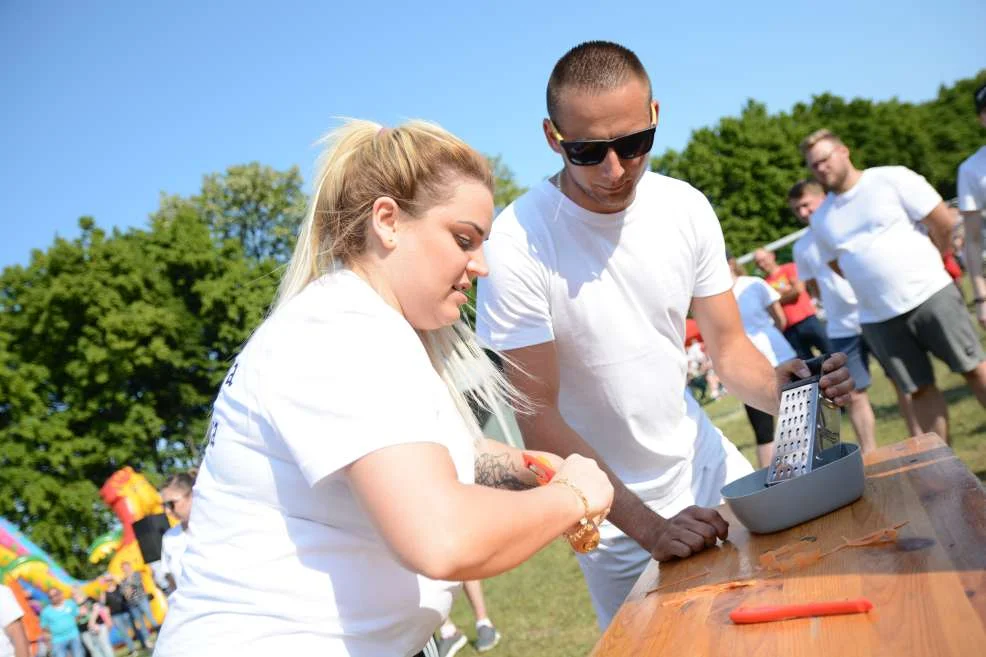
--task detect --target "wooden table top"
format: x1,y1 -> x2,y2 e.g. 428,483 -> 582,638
590,434 -> 986,656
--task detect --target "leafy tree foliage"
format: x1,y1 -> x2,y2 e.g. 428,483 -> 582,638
157,162 -> 306,263
0,202 -> 279,575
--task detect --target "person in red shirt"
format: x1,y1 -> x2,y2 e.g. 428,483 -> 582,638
753,248 -> 831,360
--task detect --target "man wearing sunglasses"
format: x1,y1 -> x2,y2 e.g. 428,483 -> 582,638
476,40 -> 853,629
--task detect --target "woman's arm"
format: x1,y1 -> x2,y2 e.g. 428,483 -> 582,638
767,301 -> 787,331
347,442 -> 611,582
473,437 -> 562,490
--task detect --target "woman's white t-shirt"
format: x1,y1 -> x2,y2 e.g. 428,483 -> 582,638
154,270 -> 475,657
731,276 -> 797,367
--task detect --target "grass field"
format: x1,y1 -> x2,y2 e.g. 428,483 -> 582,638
447,295 -> 986,657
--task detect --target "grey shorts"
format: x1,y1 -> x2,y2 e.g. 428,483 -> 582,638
861,284 -> 985,394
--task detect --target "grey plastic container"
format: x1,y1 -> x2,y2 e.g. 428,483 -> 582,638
721,442 -> 864,534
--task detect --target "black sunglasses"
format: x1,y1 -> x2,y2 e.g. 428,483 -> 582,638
549,104 -> 657,166
163,492 -> 188,511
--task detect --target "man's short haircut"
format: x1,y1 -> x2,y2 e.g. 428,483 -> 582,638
787,179 -> 826,200
799,128 -> 845,157
546,41 -> 651,124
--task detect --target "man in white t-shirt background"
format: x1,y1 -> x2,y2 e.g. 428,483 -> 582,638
788,179 -> 916,453
0,585 -> 29,657
957,80 -> 986,329
477,41 -> 853,629
802,129 -> 986,444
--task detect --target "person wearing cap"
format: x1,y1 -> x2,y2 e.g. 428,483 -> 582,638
957,80 -> 986,329
476,40 -> 854,630
801,128 -> 986,444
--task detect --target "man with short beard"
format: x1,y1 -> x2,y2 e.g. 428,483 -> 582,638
801,129 -> 986,444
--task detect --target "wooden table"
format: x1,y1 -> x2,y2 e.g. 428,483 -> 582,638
590,434 -> 986,656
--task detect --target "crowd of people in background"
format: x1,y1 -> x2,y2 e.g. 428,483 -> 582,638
12,567 -> 161,657
687,82 -> 986,456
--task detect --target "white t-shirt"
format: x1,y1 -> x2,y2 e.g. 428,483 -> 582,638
476,172 -> 733,508
811,166 -> 949,323
160,524 -> 188,592
958,146 -> 986,213
731,276 -> 797,366
792,231 -> 860,339
0,585 -> 24,657
156,270 -> 475,657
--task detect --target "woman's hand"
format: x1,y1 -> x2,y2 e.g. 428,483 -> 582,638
553,454 -> 614,521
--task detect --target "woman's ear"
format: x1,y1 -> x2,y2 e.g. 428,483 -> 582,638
370,196 -> 401,250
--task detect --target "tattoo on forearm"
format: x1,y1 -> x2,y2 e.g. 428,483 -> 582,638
475,453 -> 531,490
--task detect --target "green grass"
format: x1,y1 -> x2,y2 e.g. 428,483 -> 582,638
448,290 -> 986,657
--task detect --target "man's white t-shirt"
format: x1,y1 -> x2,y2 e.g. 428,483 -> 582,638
792,231 -> 860,339
156,270 -> 475,657
958,146 -> 986,213
477,172 -> 733,508
159,524 -> 187,593
731,276 -> 797,366
0,585 -> 24,657
810,166 -> 949,324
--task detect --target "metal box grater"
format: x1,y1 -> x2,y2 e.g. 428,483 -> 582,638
765,355 -> 841,486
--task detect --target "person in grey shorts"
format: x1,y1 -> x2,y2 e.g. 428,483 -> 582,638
802,128 -> 986,443
862,284 -> 984,399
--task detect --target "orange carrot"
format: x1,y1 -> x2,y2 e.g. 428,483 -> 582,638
730,598 -> 873,624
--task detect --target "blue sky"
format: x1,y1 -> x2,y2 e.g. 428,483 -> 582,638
2,0 -> 984,268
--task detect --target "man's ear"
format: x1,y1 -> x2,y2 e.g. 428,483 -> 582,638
543,118 -> 563,155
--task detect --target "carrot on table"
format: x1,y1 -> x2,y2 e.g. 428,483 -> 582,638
730,598 -> 874,624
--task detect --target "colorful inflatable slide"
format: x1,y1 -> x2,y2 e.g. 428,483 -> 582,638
0,467 -> 172,623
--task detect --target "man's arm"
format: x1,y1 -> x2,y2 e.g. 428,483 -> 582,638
962,210 -> 986,329
804,277 -> 820,301
502,341 -> 727,561
693,290 -> 855,408
3,619 -> 29,657
920,201 -> 956,256
692,291 -> 781,414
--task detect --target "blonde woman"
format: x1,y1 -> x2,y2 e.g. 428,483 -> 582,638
153,120 -> 613,657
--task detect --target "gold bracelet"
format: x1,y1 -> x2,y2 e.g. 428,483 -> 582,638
552,477 -> 590,525
552,478 -> 600,553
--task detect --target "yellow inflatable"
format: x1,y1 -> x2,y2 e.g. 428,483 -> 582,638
0,467 -> 175,623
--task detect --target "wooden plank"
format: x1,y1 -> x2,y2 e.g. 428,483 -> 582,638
591,435 -> 986,656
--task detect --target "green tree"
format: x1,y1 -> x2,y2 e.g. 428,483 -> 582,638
157,162 -> 307,263
489,155 -> 528,212
0,211 -> 276,574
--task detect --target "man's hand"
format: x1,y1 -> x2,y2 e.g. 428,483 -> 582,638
646,506 -> 729,561
775,352 -> 853,406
